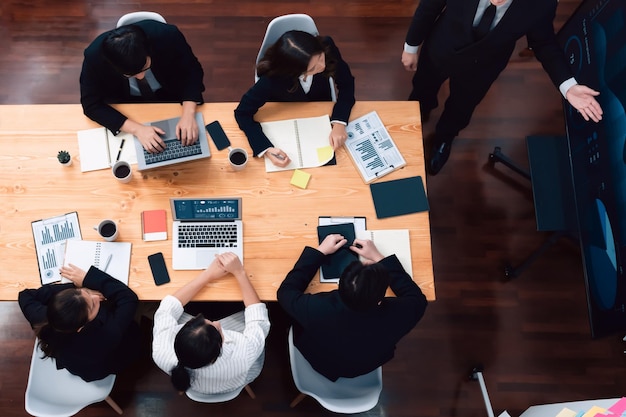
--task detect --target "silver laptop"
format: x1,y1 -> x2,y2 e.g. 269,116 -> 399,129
134,113 -> 211,170
171,197 -> 244,270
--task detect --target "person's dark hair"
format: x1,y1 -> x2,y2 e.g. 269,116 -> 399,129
35,288 -> 90,358
256,30 -> 336,91
338,261 -> 391,311
170,314 -> 223,392
101,25 -> 151,76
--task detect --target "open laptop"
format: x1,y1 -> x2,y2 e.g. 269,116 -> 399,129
134,113 -> 211,170
171,197 -> 243,270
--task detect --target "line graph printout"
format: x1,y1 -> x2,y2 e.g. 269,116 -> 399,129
31,212 -> 82,285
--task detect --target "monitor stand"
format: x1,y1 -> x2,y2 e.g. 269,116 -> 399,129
487,135 -> 579,279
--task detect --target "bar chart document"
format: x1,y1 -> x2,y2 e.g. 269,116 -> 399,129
345,111 -> 406,183
31,212 -> 82,285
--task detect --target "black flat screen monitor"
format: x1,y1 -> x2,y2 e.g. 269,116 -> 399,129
557,0 -> 626,337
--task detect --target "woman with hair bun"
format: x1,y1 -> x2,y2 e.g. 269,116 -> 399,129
152,252 -> 270,394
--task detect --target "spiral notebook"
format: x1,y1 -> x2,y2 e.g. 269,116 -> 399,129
63,240 -> 132,285
261,115 -> 334,172
355,229 -> 413,277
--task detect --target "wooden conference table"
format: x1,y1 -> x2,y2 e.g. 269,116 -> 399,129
0,101 -> 434,301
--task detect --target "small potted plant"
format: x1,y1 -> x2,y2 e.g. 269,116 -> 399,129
57,150 -> 72,167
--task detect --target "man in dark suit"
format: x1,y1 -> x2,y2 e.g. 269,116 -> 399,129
402,0 -> 603,175
80,20 -> 205,153
277,234 -> 427,381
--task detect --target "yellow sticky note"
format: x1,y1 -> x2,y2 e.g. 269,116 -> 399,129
290,169 -> 311,189
582,406 -> 608,417
316,146 -> 334,163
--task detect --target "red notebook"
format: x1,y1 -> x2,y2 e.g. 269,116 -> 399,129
141,210 -> 167,241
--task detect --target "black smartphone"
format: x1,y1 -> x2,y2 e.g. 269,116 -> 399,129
148,252 -> 171,286
205,120 -> 231,150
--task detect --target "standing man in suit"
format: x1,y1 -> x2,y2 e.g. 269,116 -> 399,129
80,20 -> 205,153
402,0 -> 603,175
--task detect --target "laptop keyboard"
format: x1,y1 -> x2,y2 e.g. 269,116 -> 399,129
177,224 -> 239,248
144,139 -> 202,165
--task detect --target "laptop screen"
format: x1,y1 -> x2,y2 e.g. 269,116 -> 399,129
171,198 -> 241,221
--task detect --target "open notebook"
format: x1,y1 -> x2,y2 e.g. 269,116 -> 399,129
261,115 -> 334,172
63,240 -> 132,285
77,128 -> 137,172
356,229 -> 413,277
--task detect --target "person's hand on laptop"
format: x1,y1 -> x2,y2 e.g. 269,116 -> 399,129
266,147 -> 290,168
176,103 -> 199,146
122,119 -> 166,153
137,125 -> 167,153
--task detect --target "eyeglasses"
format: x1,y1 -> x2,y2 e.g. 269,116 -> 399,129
123,64 -> 151,78
122,57 -> 152,78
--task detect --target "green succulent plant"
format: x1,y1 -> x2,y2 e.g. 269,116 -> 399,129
57,150 -> 71,164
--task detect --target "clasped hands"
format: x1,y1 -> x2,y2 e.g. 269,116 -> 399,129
201,252 -> 246,281
317,234 -> 385,264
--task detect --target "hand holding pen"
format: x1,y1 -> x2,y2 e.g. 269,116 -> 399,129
267,147 -> 290,168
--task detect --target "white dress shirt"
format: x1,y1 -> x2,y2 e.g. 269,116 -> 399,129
403,0 -> 576,98
152,295 -> 270,394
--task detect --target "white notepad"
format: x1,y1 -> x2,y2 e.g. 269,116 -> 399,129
261,114 -> 334,172
356,229 -> 413,277
77,128 -> 137,172
63,240 -> 132,285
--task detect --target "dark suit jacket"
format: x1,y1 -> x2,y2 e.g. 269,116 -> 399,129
18,267 -> 140,382
405,0 -> 572,87
277,247 -> 427,381
80,20 -> 205,134
234,37 -> 355,156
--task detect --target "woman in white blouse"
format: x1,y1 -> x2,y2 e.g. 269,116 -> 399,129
152,252 -> 270,394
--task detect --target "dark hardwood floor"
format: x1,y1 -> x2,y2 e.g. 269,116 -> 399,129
2,1 -> 625,416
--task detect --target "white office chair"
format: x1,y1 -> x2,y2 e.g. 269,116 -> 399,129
254,14 -> 337,102
287,327 -> 383,414
116,11 -> 166,28
186,384 -> 256,403
24,339 -> 122,417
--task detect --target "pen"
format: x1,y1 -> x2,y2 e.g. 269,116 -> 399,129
103,254 -> 112,273
115,139 -> 126,162
270,152 -> 286,161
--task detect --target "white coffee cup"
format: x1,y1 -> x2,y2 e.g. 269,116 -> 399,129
112,160 -> 132,183
94,219 -> 118,242
228,147 -> 248,171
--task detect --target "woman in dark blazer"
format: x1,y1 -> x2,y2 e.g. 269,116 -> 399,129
18,264 -> 140,382
234,30 -> 355,168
